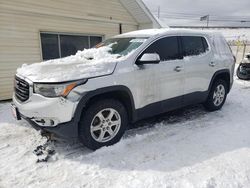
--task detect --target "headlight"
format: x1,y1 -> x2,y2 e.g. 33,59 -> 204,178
33,80 -> 87,97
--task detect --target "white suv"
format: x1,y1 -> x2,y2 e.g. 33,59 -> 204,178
12,29 -> 235,150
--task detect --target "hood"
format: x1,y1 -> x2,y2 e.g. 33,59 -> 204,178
17,46 -> 123,83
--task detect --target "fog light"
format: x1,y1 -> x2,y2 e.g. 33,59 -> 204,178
32,118 -> 58,127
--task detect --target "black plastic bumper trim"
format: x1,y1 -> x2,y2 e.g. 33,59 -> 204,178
20,114 -> 79,139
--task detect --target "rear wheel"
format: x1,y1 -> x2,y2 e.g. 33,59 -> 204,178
204,79 -> 228,111
79,99 -> 128,150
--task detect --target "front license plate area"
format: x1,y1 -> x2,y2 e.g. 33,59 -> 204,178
11,104 -> 21,120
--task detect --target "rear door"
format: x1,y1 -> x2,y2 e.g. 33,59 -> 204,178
181,36 -> 214,104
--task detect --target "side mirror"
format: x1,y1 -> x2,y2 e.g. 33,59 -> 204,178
136,53 -> 160,65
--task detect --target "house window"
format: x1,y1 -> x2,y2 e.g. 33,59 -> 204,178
40,33 -> 103,60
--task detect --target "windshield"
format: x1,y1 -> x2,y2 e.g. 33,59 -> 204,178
96,37 -> 148,56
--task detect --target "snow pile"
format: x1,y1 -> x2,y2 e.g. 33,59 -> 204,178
1,78 -> 250,188
120,28 -> 169,37
183,50 -> 209,61
17,46 -> 124,82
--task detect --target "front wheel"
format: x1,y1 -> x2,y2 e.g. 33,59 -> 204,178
203,79 -> 228,111
79,99 -> 128,150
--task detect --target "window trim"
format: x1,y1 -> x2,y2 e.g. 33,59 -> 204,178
201,37 -> 209,52
39,31 -> 104,60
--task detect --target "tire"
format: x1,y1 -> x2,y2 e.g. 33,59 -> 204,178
79,99 -> 128,150
203,79 -> 228,112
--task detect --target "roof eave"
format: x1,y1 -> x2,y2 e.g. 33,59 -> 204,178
135,0 -> 162,28
120,0 -> 166,28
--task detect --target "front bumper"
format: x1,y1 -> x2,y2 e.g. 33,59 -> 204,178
13,93 -> 80,138
20,113 -> 79,138
13,93 -> 77,126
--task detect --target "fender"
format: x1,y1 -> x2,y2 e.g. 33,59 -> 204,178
73,85 -> 136,124
208,69 -> 231,93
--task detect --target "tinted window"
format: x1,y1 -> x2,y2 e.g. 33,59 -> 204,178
182,36 -> 207,56
40,33 -> 60,60
142,36 -> 180,61
60,35 -> 89,57
100,37 -> 147,56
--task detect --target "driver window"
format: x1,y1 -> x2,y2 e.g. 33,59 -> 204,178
142,36 -> 180,61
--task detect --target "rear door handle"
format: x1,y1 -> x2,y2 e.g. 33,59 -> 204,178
209,62 -> 216,67
174,66 -> 183,72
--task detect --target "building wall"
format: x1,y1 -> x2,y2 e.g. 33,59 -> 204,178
0,0 -> 139,100
139,23 -> 154,30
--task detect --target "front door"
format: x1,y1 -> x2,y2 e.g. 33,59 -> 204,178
134,36 -> 185,116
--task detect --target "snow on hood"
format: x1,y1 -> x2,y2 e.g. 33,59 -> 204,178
17,46 -> 125,82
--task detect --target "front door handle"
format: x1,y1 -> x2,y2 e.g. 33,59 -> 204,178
209,62 -> 216,67
174,66 -> 183,72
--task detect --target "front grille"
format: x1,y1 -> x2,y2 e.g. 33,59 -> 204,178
14,76 -> 30,102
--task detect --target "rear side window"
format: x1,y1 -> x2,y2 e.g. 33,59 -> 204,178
181,36 -> 208,56
212,34 -> 232,57
142,36 -> 180,61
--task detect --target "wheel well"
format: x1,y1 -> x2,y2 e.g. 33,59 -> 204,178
84,91 -> 134,123
212,72 -> 230,92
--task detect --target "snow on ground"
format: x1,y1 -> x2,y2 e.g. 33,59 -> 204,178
213,28 -> 250,41
1,78 -> 250,188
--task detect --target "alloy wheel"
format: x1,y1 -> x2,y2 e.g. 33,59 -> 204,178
213,84 -> 225,106
90,108 -> 121,143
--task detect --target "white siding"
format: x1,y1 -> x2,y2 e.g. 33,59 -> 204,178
0,0 -> 138,100
138,23 -> 154,30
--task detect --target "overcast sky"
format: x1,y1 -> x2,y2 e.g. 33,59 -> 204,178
143,0 -> 250,27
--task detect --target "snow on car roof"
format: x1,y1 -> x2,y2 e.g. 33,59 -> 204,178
116,28 -> 221,38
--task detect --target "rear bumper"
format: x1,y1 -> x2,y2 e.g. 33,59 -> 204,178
20,113 -> 79,138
